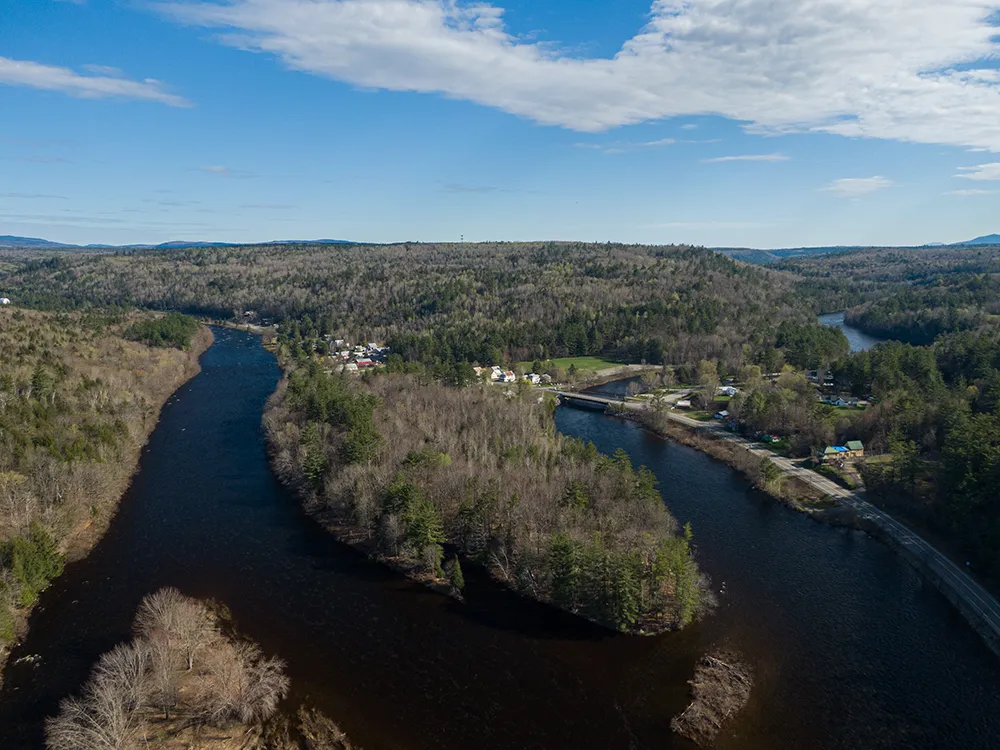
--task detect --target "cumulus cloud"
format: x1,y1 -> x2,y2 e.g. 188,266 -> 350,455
822,176 -> 894,197
956,163 -> 1000,180
154,0 -> 1000,149
0,56 -> 189,106
702,153 -> 789,163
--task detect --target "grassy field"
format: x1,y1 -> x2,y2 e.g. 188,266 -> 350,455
518,356 -> 624,372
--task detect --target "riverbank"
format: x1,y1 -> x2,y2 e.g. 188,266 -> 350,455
624,407 -> 857,525
612,403 -> 1000,660
0,324 -> 213,683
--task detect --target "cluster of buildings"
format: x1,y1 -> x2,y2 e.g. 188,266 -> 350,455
327,339 -> 389,373
472,365 -> 550,386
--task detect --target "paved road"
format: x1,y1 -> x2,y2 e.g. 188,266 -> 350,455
554,389 -> 1000,655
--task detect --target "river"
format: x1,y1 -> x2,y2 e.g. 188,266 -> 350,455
818,311 -> 885,352
2,328 -> 999,749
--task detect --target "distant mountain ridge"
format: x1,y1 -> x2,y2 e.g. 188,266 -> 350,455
0,236 -> 356,250
955,234 -> 1000,246
2,234 -> 998,257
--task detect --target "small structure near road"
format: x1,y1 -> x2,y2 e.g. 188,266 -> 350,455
819,440 -> 864,463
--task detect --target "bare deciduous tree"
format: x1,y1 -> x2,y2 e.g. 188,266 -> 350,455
196,640 -> 290,726
46,642 -> 150,750
133,587 -> 216,670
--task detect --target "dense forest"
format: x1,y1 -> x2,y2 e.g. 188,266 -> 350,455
780,246 -> 1000,343
0,307 -> 208,658
264,361 -> 713,633
778,245 -> 1000,579
2,242 -> 824,369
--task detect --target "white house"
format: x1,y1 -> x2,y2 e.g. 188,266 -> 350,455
490,366 -> 503,382
718,385 -> 739,397
523,373 -> 541,385
0,298 -> 10,306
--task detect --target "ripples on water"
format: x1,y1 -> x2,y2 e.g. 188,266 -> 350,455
1,329 -> 997,749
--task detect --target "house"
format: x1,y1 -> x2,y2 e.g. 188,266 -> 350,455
0,298 -> 10,305
821,446 -> 848,462
356,358 -> 374,368
490,366 -> 503,382
820,441 -> 864,462
499,370 -> 517,383
676,399 -> 692,409
523,373 -> 541,385
714,409 -> 730,420
844,440 -> 865,459
718,386 -> 739,397
343,362 -> 359,373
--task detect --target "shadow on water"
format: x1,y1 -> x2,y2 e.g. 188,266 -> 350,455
2,329 -> 999,750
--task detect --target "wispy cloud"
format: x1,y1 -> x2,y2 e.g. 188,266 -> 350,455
945,188 -> 996,196
194,165 -> 260,179
956,163 -> 1000,181
821,176 -> 893,197
702,153 -> 790,164
81,64 -> 124,77
18,155 -> 72,164
680,124 -> 698,131
642,221 -> 771,230
241,203 -> 294,209
0,56 -> 189,107
573,137 -> 675,154
0,192 -> 69,199
440,183 -> 505,194
154,0 -> 1000,150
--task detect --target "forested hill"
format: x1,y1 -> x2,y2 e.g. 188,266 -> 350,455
1,242 -> 819,369
778,246 -> 1000,344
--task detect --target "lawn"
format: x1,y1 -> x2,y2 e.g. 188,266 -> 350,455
518,356 -> 624,372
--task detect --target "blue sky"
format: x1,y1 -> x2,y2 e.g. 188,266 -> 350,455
2,0 -> 1000,248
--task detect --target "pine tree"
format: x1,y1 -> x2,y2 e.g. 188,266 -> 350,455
448,556 -> 465,591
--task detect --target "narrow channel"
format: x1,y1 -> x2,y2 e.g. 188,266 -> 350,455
2,328 -> 998,749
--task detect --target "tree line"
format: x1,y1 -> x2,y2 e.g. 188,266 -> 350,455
3,242 -> 825,371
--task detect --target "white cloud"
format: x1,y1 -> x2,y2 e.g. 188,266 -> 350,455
956,162 -> 1000,180
680,124 -> 698,130
701,153 -> 789,163
197,165 -> 233,176
945,188 -> 997,195
822,176 -> 894,197
154,0 -> 1000,149
0,56 -> 189,106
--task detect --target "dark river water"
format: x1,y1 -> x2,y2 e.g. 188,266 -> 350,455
818,311 -> 885,352
2,329 -> 999,749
